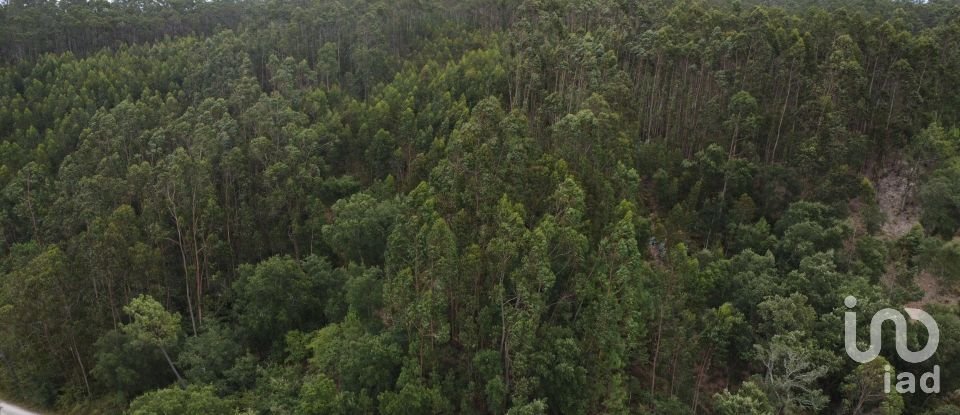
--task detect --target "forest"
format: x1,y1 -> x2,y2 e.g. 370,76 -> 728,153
1,0 -> 960,413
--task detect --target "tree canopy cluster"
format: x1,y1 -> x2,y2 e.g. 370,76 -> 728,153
2,0 -> 960,413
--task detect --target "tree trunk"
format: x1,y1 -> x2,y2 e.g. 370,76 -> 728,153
650,303 -> 664,395
169,196 -> 198,337
159,346 -> 186,388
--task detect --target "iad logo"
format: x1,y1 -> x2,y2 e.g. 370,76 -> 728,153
844,295 -> 940,393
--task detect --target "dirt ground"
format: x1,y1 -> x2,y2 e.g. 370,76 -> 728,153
905,270 -> 959,310
875,161 -> 958,311
875,162 -> 920,239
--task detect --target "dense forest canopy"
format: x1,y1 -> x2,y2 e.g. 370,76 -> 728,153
2,0 -> 960,413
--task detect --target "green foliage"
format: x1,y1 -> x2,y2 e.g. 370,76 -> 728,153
757,294 -> 816,339
176,322 -> 243,391
713,381 -> 772,415
122,295 -> 182,352
92,330 -> 173,400
323,193 -> 398,265
929,238 -> 960,283
855,236 -> 889,281
753,333 -> 830,414
232,255 -> 335,350
1,0 -> 959,413
723,249 -> 781,316
920,160 -> 960,237
775,202 -> 850,265
927,308 -> 960,394
128,384 -> 233,415
840,357 -> 903,415
118,295 -> 186,386
308,313 -> 402,400
378,382 -> 451,415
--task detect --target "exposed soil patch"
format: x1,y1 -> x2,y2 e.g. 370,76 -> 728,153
874,161 -> 959,310
875,162 -> 920,239
905,270 -> 960,310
